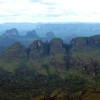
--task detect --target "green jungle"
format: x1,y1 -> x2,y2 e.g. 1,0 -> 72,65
0,35 -> 100,100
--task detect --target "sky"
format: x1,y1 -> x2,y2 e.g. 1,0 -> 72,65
0,0 -> 100,23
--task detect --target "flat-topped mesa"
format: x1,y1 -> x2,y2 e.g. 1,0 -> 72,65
50,38 -> 63,48
49,38 -> 67,69
50,38 -> 66,55
71,35 -> 100,48
3,28 -> 19,37
26,30 -> 39,38
71,37 -> 88,48
90,35 -> 100,45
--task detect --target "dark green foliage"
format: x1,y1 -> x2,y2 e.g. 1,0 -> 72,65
42,64 -> 49,75
0,35 -> 100,100
0,66 -> 65,100
65,74 -> 88,93
2,42 -> 27,61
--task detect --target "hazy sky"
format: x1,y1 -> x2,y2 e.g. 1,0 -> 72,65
0,0 -> 100,23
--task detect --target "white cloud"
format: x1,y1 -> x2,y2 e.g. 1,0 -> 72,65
0,0 -> 100,23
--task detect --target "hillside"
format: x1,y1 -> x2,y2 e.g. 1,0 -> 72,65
0,35 -> 100,100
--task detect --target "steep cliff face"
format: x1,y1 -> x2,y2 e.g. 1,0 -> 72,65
29,38 -> 67,58
0,36 -> 100,76
49,38 -> 67,70
29,40 -> 45,59
71,35 -> 100,48
90,35 -> 100,45
28,38 -> 67,71
26,30 -> 39,39
71,37 -> 88,48
50,38 -> 66,55
70,35 -> 100,76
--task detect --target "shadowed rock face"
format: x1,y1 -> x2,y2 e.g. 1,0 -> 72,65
29,38 -> 67,59
50,38 -> 63,49
49,38 -> 67,69
26,30 -> 38,38
29,40 -> 43,50
70,35 -> 100,76
50,38 -> 66,55
3,28 -> 19,37
0,36 -> 100,76
29,40 -> 45,59
71,35 -> 100,48
28,38 -> 67,69
71,37 -> 88,48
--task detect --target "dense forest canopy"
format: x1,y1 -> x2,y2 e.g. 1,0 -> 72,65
0,34 -> 100,100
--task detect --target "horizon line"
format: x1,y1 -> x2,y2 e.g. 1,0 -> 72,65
1,22 -> 100,24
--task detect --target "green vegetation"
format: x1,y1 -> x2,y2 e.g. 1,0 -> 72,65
0,35 -> 100,100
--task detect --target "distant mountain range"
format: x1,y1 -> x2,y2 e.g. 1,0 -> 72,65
1,22 -> 100,37
1,22 -> 100,53
0,22 -> 42,35
0,28 -> 56,55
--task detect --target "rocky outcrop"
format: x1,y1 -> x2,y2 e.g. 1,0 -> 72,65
29,40 -> 43,50
70,35 -> 100,76
50,38 -> 63,48
71,37 -> 88,48
29,40 -> 46,59
70,57 -> 100,76
28,38 -> 67,70
3,28 -> 19,37
71,35 -> 100,48
29,38 -> 67,59
26,30 -> 39,38
50,38 -> 66,55
1,36 -> 100,76
49,38 -> 67,69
